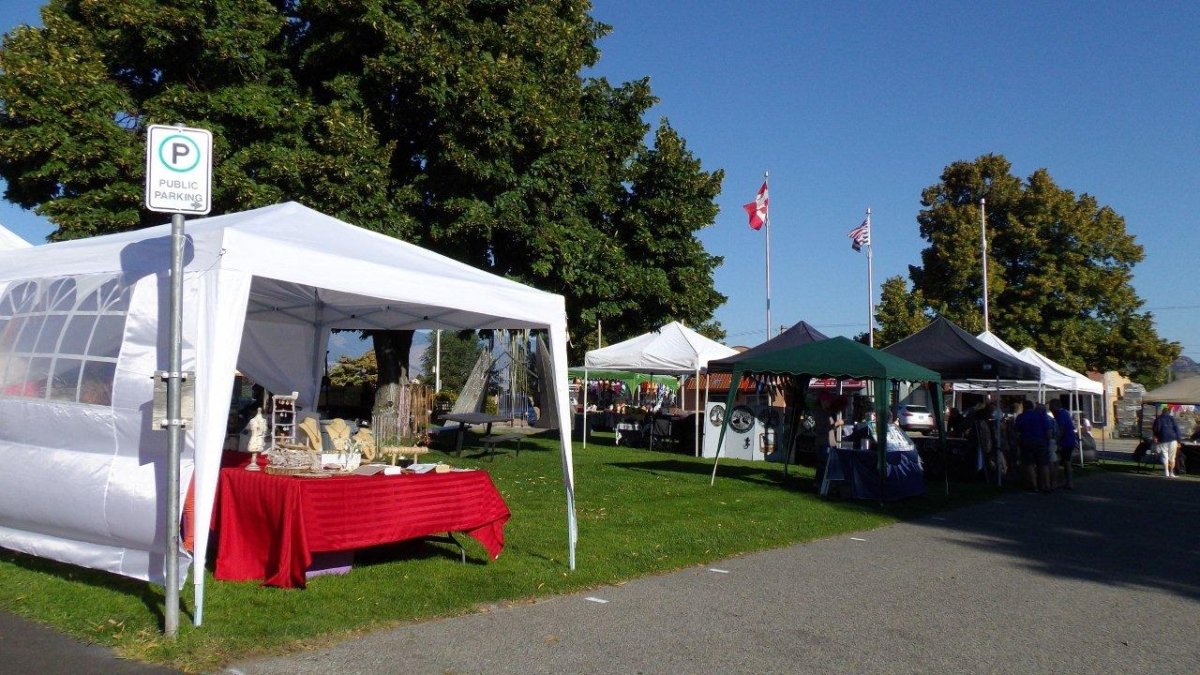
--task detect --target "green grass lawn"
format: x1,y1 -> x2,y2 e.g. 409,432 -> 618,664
0,432 -> 1003,672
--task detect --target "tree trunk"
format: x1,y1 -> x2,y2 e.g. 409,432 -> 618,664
371,330 -> 415,415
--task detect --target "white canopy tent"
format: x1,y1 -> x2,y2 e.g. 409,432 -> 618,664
1017,348 -> 1102,396
581,321 -> 736,456
0,202 -> 577,625
951,331 -> 1074,394
0,222 -> 32,250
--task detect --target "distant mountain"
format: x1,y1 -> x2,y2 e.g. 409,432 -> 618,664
1171,355 -> 1200,377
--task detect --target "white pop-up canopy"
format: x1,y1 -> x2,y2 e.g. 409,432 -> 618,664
584,321 -> 736,374
581,321 -> 736,455
0,222 -> 32,250
0,202 -> 577,625
1017,347 -> 1102,395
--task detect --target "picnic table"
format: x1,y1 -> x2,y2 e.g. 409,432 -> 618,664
441,412 -> 512,455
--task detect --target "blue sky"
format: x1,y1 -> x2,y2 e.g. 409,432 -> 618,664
1,2 -> 1197,362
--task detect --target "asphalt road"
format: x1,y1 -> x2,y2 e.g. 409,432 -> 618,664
228,451 -> 1199,674
0,610 -> 175,674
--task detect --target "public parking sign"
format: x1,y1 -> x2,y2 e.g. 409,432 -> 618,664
145,124 -> 212,215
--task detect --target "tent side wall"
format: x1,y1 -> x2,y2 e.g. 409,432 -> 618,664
0,267 -> 201,583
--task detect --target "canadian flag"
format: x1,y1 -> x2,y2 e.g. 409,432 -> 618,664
743,181 -> 768,231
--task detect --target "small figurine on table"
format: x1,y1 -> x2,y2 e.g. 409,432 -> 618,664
245,409 -> 266,471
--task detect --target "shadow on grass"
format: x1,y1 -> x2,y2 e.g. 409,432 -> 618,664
0,548 -> 172,628
353,538 -> 487,567
607,458 -> 812,492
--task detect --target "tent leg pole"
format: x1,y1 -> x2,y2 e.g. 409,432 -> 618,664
695,368 -> 700,458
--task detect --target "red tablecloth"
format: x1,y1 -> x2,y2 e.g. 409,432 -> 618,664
214,467 -> 510,588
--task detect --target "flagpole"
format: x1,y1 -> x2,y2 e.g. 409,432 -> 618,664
980,198 -> 989,333
866,208 -> 874,347
764,171 -> 772,340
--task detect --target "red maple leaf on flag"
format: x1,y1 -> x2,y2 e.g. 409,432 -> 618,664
743,181 -> 768,230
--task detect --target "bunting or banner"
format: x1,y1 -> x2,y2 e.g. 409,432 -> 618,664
848,218 -> 870,251
743,181 -> 768,230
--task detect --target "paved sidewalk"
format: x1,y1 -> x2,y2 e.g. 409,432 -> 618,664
228,466 -> 1200,674
0,610 -> 175,674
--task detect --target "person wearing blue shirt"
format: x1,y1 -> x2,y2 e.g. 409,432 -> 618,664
1048,400 -> 1077,490
1014,399 -> 1053,492
1152,405 -> 1181,478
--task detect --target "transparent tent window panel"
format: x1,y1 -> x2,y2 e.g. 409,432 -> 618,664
23,357 -> 51,399
1,357 -> 29,393
0,275 -> 129,406
0,318 -> 15,351
89,315 -> 124,359
79,361 -> 115,406
35,314 -> 67,353
50,358 -> 84,402
14,315 -> 44,352
59,315 -> 96,355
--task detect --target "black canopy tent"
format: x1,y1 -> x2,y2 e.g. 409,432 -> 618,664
884,317 -> 1040,486
883,317 -> 1040,382
708,337 -> 943,499
706,320 -> 829,373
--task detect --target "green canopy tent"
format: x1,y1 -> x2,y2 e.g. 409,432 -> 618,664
708,337 -> 944,497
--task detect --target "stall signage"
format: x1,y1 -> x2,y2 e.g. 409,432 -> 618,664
810,378 -> 866,389
145,124 -> 212,215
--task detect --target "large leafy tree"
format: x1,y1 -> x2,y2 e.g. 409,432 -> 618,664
880,153 -> 1178,381
0,0 -> 726,402
873,275 -> 929,347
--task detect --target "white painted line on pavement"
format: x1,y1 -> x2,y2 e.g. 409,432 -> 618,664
585,597 -> 609,604
850,537 -> 866,542
709,568 -> 730,574
931,516 -> 948,521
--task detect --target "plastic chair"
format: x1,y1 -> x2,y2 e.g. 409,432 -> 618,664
649,417 -> 676,452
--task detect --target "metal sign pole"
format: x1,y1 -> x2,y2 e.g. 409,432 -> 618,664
146,124 -> 210,637
164,212 -> 184,637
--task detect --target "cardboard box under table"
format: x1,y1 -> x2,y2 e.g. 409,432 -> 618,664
214,468 -> 511,588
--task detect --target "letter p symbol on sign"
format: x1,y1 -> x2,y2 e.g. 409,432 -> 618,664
158,134 -> 201,173
171,142 -> 190,165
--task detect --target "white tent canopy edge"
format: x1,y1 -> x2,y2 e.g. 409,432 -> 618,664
581,321 -> 736,456
0,202 -> 576,625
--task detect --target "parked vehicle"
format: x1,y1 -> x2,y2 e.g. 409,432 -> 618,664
896,404 -> 935,434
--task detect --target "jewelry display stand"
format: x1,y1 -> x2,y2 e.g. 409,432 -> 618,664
269,392 -> 300,451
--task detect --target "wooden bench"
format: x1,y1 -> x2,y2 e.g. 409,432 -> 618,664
479,433 -> 523,460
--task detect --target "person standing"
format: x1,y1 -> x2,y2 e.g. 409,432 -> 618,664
1048,400 -> 1077,489
1015,399 -> 1053,492
1152,405 -> 1181,478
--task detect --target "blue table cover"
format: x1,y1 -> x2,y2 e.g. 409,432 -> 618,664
825,448 -> 925,501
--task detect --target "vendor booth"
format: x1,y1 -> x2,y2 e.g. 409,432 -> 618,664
580,321 -> 736,456
703,320 -> 830,461
884,318 -> 1041,484
708,336 -> 942,501
0,202 -> 577,624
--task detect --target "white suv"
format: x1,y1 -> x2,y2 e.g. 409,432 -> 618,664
896,404 -> 935,434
